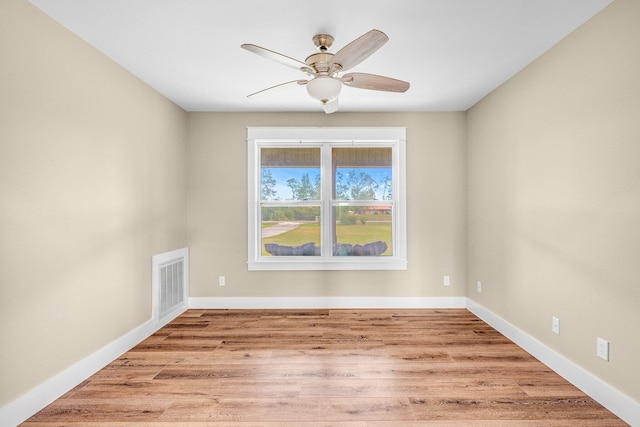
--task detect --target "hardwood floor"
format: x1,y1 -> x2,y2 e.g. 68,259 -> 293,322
23,309 -> 627,426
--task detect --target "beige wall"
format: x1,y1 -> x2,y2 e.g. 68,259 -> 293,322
0,0 -> 188,405
187,112 -> 467,298
467,0 -> 640,400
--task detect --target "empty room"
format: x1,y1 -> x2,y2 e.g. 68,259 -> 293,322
1,0 -> 638,425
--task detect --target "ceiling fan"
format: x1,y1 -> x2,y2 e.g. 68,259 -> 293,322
241,29 -> 410,114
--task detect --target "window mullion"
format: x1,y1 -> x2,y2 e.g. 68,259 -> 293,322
321,144 -> 333,259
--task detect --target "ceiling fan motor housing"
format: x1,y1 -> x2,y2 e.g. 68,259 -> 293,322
305,52 -> 338,75
307,34 -> 342,75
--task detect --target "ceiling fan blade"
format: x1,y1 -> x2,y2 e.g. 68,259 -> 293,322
247,80 -> 308,98
342,73 -> 410,93
241,44 -> 308,71
329,29 -> 388,72
322,98 -> 339,114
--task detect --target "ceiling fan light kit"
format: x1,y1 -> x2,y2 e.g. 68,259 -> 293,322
306,76 -> 342,103
241,29 -> 410,113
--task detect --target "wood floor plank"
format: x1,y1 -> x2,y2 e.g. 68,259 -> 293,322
22,309 -> 627,426
295,377 -> 528,400
25,398 -> 175,422
408,395 -> 627,423
159,397 -> 324,422
23,423 -> 367,427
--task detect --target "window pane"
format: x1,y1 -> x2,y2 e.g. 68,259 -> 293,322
261,147 -> 321,201
333,205 -> 393,256
261,206 -> 321,256
333,147 -> 392,201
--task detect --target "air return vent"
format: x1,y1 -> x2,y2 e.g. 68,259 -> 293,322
152,248 -> 188,323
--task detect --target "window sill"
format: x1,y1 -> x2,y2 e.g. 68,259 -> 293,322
248,258 -> 408,271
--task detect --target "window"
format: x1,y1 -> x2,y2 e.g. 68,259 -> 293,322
247,127 -> 407,270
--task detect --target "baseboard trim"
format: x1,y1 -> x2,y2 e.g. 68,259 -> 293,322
188,296 -> 467,309
466,299 -> 639,426
0,310 -> 185,427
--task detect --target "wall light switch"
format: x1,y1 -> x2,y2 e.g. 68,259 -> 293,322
443,276 -> 450,286
552,316 -> 560,335
476,281 -> 482,293
219,276 -> 226,286
597,337 -> 609,361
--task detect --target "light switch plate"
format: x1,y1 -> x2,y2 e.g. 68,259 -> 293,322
597,337 -> 609,361
552,316 -> 560,335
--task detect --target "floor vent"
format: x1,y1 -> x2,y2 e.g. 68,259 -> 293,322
152,248 -> 188,323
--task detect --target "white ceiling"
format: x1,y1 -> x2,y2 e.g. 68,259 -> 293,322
30,0 -> 613,113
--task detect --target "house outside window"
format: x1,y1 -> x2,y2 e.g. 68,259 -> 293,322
247,127 -> 407,271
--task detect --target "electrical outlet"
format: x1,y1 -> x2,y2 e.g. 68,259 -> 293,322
476,281 -> 482,293
552,316 -> 560,335
597,337 -> 609,361
219,276 -> 226,286
443,275 -> 450,286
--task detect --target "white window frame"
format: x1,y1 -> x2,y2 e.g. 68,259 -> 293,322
247,127 -> 407,271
